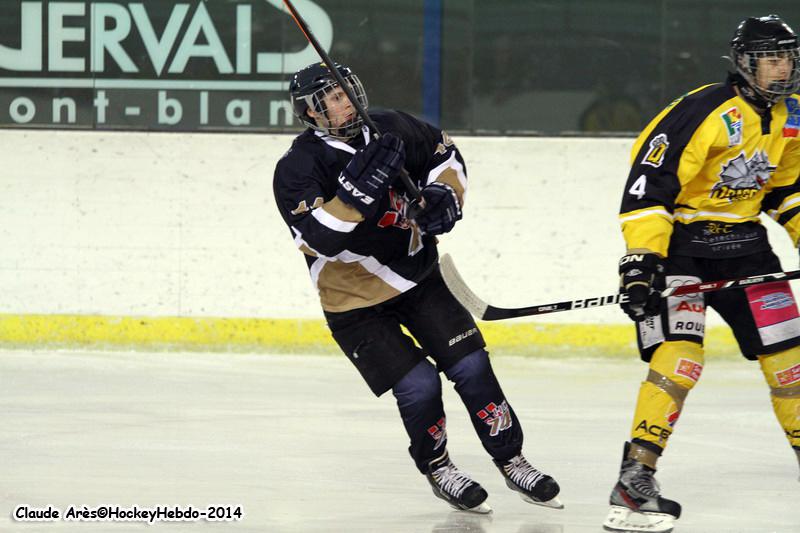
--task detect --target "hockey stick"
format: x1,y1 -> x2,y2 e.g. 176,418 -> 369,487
282,0 -> 425,218
439,253 -> 800,321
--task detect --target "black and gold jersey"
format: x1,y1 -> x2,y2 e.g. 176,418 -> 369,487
620,75 -> 800,258
273,110 -> 467,312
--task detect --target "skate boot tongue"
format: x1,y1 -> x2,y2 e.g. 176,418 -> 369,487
494,454 -> 563,509
425,452 -> 491,514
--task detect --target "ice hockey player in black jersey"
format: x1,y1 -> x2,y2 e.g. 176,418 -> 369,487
273,62 -> 562,513
607,14 -> 800,533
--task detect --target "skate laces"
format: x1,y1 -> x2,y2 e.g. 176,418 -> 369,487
625,463 -> 661,498
503,455 -> 546,490
431,462 -> 474,498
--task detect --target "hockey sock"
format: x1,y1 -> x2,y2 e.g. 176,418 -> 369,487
758,346 -> 800,451
392,358 -> 448,473
443,349 -> 523,462
630,341 -> 704,454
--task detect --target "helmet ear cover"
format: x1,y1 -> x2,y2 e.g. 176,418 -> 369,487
288,62 -> 368,140
730,14 -> 800,105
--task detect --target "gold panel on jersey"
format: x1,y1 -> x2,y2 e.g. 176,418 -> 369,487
433,168 -> 465,206
322,197 -> 365,222
318,261 -> 402,312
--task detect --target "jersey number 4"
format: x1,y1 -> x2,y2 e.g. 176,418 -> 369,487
628,174 -> 647,200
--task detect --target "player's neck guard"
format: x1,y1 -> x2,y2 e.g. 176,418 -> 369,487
728,71 -> 774,111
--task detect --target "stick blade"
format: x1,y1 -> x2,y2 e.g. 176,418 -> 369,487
439,254 -> 489,319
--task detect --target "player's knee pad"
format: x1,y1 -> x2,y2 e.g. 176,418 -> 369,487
631,341 -> 704,449
758,346 -> 800,448
443,348 -> 491,385
392,358 -> 442,409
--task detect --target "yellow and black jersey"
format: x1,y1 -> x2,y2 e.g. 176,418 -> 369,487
620,75 -> 800,258
274,110 -> 467,313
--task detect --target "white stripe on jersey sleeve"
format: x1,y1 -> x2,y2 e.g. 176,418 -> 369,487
768,194 -> 800,220
425,150 -> 467,191
618,207 -> 673,223
312,207 -> 360,233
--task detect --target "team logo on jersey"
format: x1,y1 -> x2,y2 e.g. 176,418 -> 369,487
427,417 -> 447,450
641,133 -> 669,167
720,107 -> 743,146
377,190 -> 411,229
477,401 -> 512,437
377,190 -> 424,256
784,97 -> 800,137
711,150 -> 775,201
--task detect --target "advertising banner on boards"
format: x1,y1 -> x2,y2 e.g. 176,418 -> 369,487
0,0 -> 332,130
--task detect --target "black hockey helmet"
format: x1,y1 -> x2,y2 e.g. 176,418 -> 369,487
730,14 -> 800,105
289,62 -> 368,139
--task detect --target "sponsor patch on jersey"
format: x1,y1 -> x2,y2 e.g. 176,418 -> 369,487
720,106 -> 743,146
775,364 -> 800,386
747,283 -> 798,326
666,275 -> 705,337
675,358 -> 703,382
641,133 -> 669,167
638,314 -> 665,349
784,97 -> 800,137
710,150 -> 775,201
746,283 -> 800,346
752,292 -> 795,310
666,403 -> 681,428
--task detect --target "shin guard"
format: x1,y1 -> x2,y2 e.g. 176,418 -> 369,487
392,359 -> 447,473
444,349 -> 523,462
758,346 -> 800,452
630,341 -> 704,456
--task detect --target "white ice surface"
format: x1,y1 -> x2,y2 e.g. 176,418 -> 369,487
0,351 -> 797,533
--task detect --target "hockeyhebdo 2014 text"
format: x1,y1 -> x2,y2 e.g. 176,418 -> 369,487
13,504 -> 244,524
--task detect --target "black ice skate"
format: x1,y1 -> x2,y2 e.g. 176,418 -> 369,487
493,454 -> 563,509
425,451 -> 491,514
603,444 -> 681,533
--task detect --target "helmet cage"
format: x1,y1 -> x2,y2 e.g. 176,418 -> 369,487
734,45 -> 800,103
293,73 -> 368,140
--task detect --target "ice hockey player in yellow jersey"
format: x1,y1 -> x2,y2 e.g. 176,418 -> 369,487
606,14 -> 800,533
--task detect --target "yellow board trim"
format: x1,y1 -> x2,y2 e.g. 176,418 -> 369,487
0,314 -> 741,358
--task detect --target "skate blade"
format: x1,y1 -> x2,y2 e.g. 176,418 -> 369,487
519,493 -> 564,510
452,501 -> 492,514
602,505 -> 676,533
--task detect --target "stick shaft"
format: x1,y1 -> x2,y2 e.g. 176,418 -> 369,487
281,0 -> 424,210
439,253 -> 800,321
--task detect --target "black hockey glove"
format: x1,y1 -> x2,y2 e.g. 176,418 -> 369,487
336,133 -> 405,218
619,253 -> 666,322
415,182 -> 462,235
